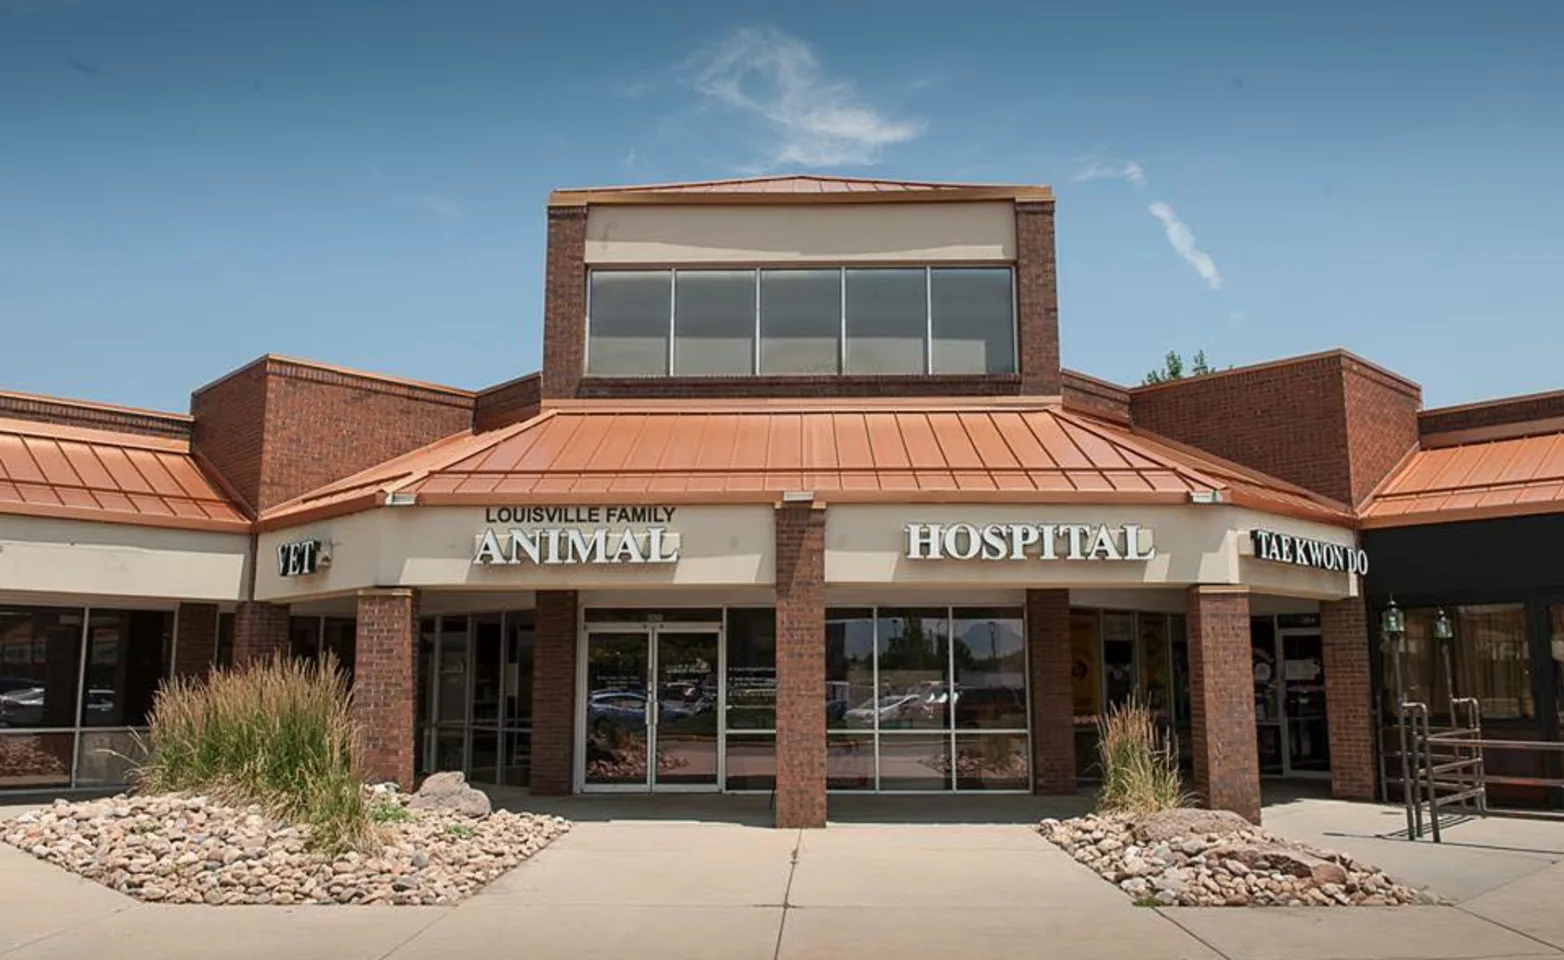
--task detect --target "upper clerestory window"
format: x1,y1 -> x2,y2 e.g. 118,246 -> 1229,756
585,267 -> 1015,378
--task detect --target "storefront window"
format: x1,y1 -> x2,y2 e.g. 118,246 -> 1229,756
724,609 -> 776,792
1102,612 -> 1137,708
82,610 -> 171,728
1382,604 -> 1534,721
1138,614 -> 1170,717
952,610 -> 1027,730
1552,605 -> 1564,724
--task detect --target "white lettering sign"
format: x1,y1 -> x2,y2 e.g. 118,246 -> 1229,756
1249,529 -> 1366,575
276,539 -> 329,577
474,527 -> 680,566
903,523 -> 1155,561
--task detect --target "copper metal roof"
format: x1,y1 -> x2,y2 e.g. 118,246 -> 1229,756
1360,430 -> 1564,528
259,400 -> 1350,530
0,417 -> 247,532
550,174 -> 1053,206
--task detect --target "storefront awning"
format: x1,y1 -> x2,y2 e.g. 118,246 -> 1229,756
259,400 -> 1351,531
1361,428 -> 1564,527
0,417 -> 248,531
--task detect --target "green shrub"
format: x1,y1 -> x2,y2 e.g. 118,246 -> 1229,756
371,800 -> 413,824
138,653 -> 376,853
1095,699 -> 1187,815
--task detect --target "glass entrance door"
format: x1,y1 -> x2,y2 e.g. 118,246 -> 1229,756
580,626 -> 721,792
1280,632 -> 1329,774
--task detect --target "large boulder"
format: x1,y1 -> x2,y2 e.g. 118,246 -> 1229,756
1133,808 -> 1252,844
1209,843 -> 1350,886
408,771 -> 492,818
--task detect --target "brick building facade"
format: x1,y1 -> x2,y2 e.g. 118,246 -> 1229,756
3,173 -> 1560,822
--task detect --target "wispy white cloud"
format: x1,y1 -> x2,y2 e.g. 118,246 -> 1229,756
624,146 -> 642,171
1072,157 -> 1146,187
408,195 -> 463,222
1148,202 -> 1222,290
684,26 -> 924,168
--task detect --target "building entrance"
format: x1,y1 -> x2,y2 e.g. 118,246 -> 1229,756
1251,615 -> 1330,778
579,622 -> 722,792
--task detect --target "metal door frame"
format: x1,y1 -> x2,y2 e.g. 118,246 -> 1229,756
574,619 -> 726,794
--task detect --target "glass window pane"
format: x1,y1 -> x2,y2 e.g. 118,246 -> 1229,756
955,734 -> 1029,791
760,269 -> 840,374
875,608 -> 951,731
1138,614 -> 1170,718
438,617 -> 470,724
952,609 -> 1027,730
1552,605 -> 1564,725
505,613 -> 534,726
726,609 -> 776,730
470,728 -> 499,784
77,729 -> 149,787
877,733 -> 950,790
845,268 -> 926,374
931,268 -> 1014,374
724,733 -> 776,790
1455,604 -> 1533,720
588,270 -> 671,376
1070,610 -> 1102,779
582,608 -> 723,623
83,610 -> 171,728
674,270 -> 755,375
826,734 -> 874,790
502,731 -> 531,787
0,731 -> 73,789
826,608 -> 876,730
1103,612 -> 1136,709
472,614 -> 502,724
0,607 -> 83,730
216,613 -> 235,668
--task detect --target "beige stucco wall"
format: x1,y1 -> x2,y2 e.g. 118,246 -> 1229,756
584,203 -> 1016,265
255,505 -> 777,601
824,504 -> 1360,599
0,515 -> 249,602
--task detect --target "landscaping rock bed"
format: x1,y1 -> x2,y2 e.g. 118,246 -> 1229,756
2,785 -> 570,906
1039,808 -> 1436,907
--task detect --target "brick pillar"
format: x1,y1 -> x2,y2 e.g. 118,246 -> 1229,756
1015,199 -> 1062,397
531,590 -> 579,795
1322,598 -> 1376,800
541,205 -> 588,400
354,588 -> 417,789
1187,586 -> 1261,823
1026,589 -> 1075,794
775,502 -> 827,828
233,601 -> 290,663
173,603 -> 219,678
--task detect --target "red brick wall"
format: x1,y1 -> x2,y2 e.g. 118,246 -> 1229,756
0,391 -> 192,441
542,206 -> 588,401
232,601 -> 290,663
191,361 -> 270,514
191,357 -> 474,513
1186,587 -> 1261,822
1015,201 -> 1062,397
1342,359 -> 1422,506
1321,598 -> 1376,800
354,588 -> 416,789
1061,369 -> 1132,424
1026,589 -> 1075,794
530,590 -> 579,795
473,373 -> 542,432
1419,388 -> 1564,437
174,603 -> 219,679
774,502 -> 827,828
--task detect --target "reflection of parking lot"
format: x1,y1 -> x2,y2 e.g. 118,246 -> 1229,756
0,680 -> 117,727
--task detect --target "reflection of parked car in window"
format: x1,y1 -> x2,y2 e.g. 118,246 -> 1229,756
0,684 -> 44,727
587,691 -> 649,729
845,694 -> 922,725
950,686 -> 1027,726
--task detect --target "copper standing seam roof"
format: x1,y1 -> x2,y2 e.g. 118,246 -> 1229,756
258,401 -> 1351,530
1360,430 -> 1564,528
0,417 -> 248,532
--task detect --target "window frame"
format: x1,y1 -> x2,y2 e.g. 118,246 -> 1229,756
583,265 -> 1017,379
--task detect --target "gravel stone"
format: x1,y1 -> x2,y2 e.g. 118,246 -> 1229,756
1039,812 -> 1436,908
2,791 -> 570,907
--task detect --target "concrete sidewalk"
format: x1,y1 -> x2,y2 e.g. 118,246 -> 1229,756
3,797 -> 1563,960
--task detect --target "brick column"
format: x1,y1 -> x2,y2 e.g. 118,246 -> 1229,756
1026,589 -> 1075,794
541,205 -> 588,400
1322,598 -> 1376,800
774,502 -> 827,828
1015,200 -> 1062,397
1187,586 -> 1261,822
233,601 -> 290,663
531,590 -> 579,795
354,588 -> 417,789
173,603 -> 219,679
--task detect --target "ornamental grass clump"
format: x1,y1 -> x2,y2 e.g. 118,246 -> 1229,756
138,653 -> 375,853
1095,699 -> 1188,815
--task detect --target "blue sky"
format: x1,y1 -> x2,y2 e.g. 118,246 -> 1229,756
2,0 -> 1560,411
